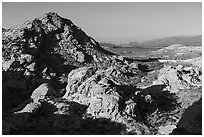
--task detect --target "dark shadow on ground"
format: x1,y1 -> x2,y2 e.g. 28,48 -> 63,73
115,84 -> 179,122
138,64 -> 153,72
2,70 -> 34,112
171,98 -> 202,135
136,85 -> 179,120
2,101 -> 126,135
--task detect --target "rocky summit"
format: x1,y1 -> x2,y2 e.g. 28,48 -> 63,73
2,12 -> 202,135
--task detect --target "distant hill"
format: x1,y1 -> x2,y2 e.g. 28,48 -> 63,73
99,35 -> 202,58
140,35 -> 202,48
102,35 -> 202,48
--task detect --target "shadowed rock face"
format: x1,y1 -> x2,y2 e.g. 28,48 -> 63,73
2,12 -> 202,135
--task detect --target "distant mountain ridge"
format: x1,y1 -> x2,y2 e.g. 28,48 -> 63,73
140,35 -> 202,48
101,35 -> 202,48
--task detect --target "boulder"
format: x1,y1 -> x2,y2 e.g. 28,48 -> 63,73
158,125 -> 177,135
75,51 -> 85,63
14,102 -> 41,114
63,67 -> 96,98
31,83 -> 53,102
14,83 -> 54,114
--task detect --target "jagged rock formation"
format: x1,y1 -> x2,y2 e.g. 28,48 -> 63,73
2,12 -> 149,110
2,12 -> 202,135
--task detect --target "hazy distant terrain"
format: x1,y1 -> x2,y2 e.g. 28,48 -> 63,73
100,35 -> 202,58
140,35 -> 202,47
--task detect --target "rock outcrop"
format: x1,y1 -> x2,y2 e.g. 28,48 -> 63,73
62,66 -> 151,134
153,64 -> 202,93
2,12 -> 202,135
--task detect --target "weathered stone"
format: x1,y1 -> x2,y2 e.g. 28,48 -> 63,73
31,83 -> 52,102
14,102 -> 41,114
158,125 -> 177,135
63,67 -> 96,98
75,51 -> 85,63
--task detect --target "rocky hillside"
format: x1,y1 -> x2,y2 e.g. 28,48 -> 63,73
149,44 -> 202,60
2,12 -> 202,135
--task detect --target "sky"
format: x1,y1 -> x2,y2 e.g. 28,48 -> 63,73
2,2 -> 202,43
